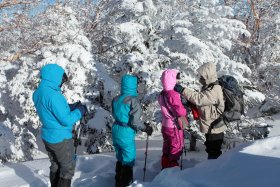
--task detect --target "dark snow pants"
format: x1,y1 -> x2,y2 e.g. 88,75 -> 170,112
43,139 -> 76,180
204,133 -> 224,159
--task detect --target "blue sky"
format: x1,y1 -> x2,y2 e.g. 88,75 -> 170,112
30,0 -> 63,16
30,0 -> 97,16
1,0 -> 98,19
0,1 -> 55,18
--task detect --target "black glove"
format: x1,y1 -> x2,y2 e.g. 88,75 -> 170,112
144,125 -> 153,136
174,84 -> 184,94
69,101 -> 81,111
77,104 -> 88,116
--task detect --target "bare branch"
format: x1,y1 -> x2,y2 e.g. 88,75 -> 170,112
0,0 -> 35,9
8,39 -> 43,62
0,25 -> 19,32
247,0 -> 261,37
93,42 -> 124,54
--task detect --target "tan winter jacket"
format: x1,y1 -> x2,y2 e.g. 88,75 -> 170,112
182,62 -> 226,134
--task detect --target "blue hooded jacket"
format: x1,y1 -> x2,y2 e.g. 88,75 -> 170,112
33,64 -> 82,144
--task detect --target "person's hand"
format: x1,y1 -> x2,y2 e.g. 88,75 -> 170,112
184,129 -> 192,139
76,104 -> 88,116
145,126 -> 153,136
143,123 -> 153,136
69,101 -> 81,111
174,84 -> 184,94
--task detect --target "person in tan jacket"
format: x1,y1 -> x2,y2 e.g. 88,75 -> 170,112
174,62 -> 226,159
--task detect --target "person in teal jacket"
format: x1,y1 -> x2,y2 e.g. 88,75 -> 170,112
112,74 -> 153,187
33,64 -> 87,187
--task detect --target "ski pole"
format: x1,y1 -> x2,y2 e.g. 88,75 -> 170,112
74,113 -> 87,157
74,123 -> 82,157
180,133 -> 185,170
143,135 -> 149,181
73,106 -> 93,158
180,152 -> 183,170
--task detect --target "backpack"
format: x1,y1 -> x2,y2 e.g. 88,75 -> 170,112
209,75 -> 244,130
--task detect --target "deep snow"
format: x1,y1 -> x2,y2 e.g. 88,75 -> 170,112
0,114 -> 280,187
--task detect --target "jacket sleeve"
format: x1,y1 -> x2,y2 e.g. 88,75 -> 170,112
168,93 -> 187,117
182,86 -> 218,107
51,93 -> 82,127
129,97 -> 146,131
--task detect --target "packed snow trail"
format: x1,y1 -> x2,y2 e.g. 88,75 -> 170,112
0,134 -> 207,187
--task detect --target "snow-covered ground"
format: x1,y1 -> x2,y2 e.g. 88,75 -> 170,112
1,114 -> 280,187
0,134 -> 206,187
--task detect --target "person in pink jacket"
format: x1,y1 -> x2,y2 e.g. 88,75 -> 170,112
158,69 -> 188,169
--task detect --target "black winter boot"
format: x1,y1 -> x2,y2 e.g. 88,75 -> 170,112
57,178 -> 71,187
50,171 -> 59,187
115,161 -> 123,187
50,171 -> 60,187
189,134 -> 197,151
120,165 -> 133,187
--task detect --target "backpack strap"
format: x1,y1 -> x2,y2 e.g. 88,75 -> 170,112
206,80 -> 219,90
205,80 -> 223,115
205,81 -> 227,132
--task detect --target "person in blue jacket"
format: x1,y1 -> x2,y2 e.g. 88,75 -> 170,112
112,74 -> 153,187
33,64 -> 87,187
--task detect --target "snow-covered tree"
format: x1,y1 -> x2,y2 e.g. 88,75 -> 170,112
223,0 -> 280,116
0,3 -> 115,162
88,0 -> 268,139
0,0 -> 276,162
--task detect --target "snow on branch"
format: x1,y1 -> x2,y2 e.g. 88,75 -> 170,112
0,0 -> 36,9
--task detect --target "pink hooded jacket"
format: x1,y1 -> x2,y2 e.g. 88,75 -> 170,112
158,69 -> 187,128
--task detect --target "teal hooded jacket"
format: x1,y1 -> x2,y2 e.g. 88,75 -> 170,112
33,64 -> 82,144
111,74 -> 146,166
